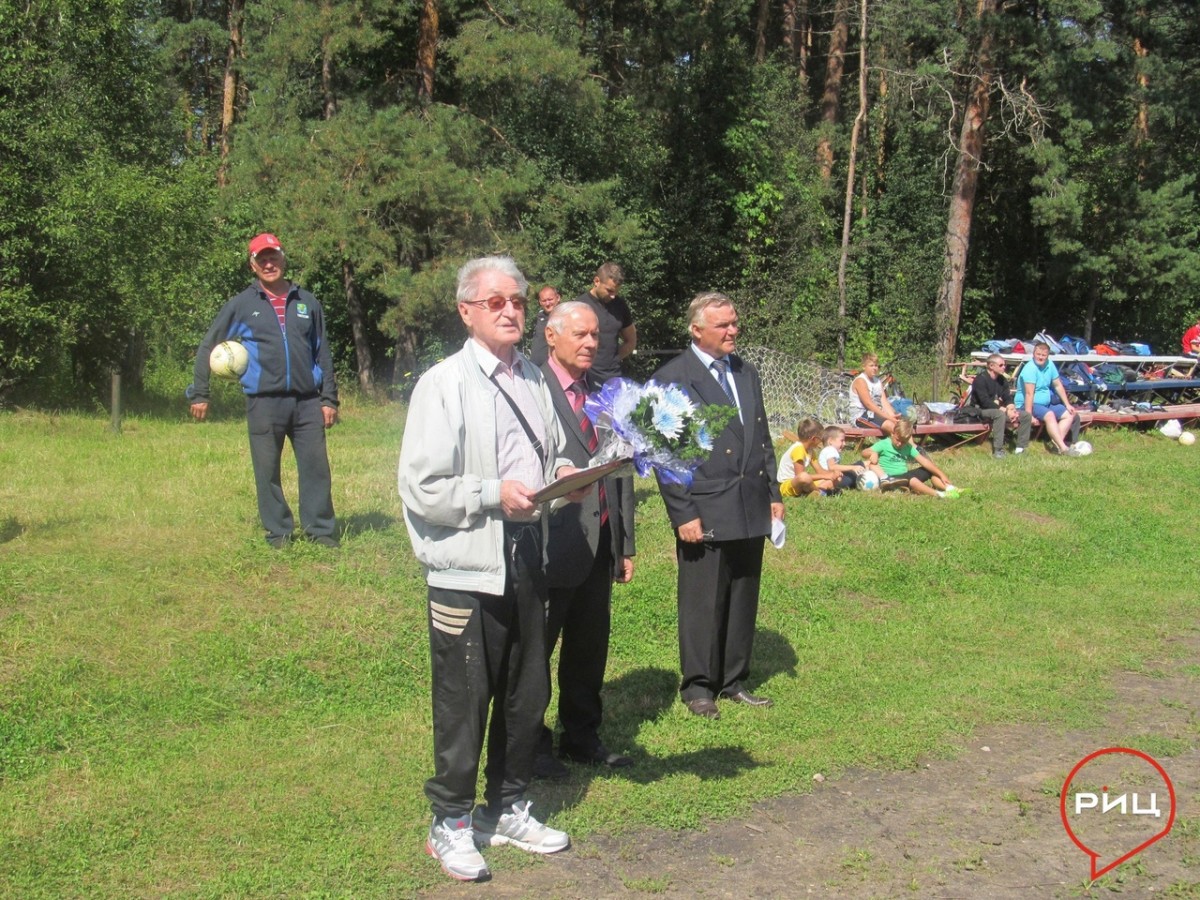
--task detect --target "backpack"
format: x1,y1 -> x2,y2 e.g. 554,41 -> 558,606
1034,331 -> 1065,354
1104,340 -> 1138,356
1059,334 -> 1090,354
981,339 -> 1017,353
1094,362 -> 1138,385
1060,361 -> 1103,390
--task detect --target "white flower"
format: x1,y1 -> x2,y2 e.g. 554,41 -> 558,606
650,400 -> 685,440
656,383 -> 696,418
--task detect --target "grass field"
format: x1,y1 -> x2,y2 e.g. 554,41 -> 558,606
1,397 -> 1197,896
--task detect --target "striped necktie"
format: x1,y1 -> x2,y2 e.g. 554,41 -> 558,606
711,358 -> 736,404
571,380 -> 608,526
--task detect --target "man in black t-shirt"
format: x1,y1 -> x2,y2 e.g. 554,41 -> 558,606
528,284 -> 560,366
971,354 -> 1031,458
573,262 -> 636,384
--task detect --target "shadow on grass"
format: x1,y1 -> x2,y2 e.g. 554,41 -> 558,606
633,484 -> 660,509
339,511 -> 397,537
0,516 -> 24,543
537,641 -> 792,810
752,628 -> 799,684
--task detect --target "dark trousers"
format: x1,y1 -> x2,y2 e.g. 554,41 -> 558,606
544,531 -> 612,754
425,523 -> 549,820
246,394 -> 336,542
979,407 -> 1032,451
676,536 -> 765,702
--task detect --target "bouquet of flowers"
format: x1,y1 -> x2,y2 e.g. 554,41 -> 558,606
583,378 -> 738,486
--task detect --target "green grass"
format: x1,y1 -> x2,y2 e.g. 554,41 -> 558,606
2,401 -> 1198,896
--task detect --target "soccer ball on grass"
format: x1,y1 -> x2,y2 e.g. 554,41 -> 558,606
857,470 -> 881,491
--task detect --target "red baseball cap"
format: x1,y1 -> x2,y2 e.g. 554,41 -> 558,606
248,233 -> 283,258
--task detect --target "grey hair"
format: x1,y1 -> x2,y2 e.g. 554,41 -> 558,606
456,256 -> 529,303
986,353 -> 1004,366
687,291 -> 735,328
546,301 -> 596,333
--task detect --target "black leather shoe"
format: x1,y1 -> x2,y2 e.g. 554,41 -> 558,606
560,743 -> 634,768
720,690 -> 773,708
532,752 -> 569,779
684,698 -> 720,719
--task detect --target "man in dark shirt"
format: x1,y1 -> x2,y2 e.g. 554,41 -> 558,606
971,354 -> 1031,458
528,284 -> 560,366
573,262 -> 636,384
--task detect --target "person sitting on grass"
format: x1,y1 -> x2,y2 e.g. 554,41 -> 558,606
861,419 -> 960,498
1014,341 -> 1082,456
813,425 -> 866,492
848,353 -> 900,435
777,417 -> 836,498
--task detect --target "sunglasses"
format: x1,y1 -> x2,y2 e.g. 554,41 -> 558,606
463,294 -> 527,313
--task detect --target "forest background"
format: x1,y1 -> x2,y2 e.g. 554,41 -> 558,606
3,0 -> 1200,406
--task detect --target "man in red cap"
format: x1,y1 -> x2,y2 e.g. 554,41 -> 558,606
190,233 -> 340,548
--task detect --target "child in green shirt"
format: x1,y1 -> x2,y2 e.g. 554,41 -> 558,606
862,419 -> 960,498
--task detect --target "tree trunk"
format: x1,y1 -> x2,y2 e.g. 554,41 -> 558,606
321,31 -> 338,119
1132,18 -> 1149,180
781,0 -> 796,61
110,370 -> 122,435
754,0 -> 770,63
417,0 -> 438,102
816,0 -> 851,181
320,15 -> 374,394
217,0 -> 245,187
1084,280 -> 1099,345
343,259 -> 376,394
836,0 -> 868,370
934,0 -> 997,374
393,328 -> 420,397
797,0 -> 811,86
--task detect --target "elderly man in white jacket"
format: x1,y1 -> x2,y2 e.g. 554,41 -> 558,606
399,255 -> 588,883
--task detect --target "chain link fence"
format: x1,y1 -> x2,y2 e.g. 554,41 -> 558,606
739,346 -> 854,437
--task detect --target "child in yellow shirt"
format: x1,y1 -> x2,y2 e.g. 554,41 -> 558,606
777,417 -> 836,497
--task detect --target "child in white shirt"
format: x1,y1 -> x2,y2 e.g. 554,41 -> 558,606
813,425 -> 874,492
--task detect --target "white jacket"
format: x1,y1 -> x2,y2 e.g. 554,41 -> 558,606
398,339 -> 570,595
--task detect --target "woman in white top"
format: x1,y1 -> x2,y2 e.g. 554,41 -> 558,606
848,353 -> 899,434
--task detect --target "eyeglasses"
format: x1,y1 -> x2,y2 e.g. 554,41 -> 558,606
463,294 -> 527,313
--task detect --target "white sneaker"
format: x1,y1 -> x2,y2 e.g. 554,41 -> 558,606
1014,446 -> 1026,455
473,800 -> 569,854
427,814 -> 490,881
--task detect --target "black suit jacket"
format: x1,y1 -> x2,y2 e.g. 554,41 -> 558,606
541,363 -> 636,589
651,347 -> 780,541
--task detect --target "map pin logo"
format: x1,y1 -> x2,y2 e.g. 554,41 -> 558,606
1060,747 -> 1176,880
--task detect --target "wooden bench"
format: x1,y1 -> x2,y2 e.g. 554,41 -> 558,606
1079,403 -> 1200,427
839,422 -> 990,451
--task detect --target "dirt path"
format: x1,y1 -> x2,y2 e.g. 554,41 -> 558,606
426,632 -> 1199,898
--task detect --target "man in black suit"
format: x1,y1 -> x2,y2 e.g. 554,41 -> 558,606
652,292 -> 784,720
536,301 -> 637,773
